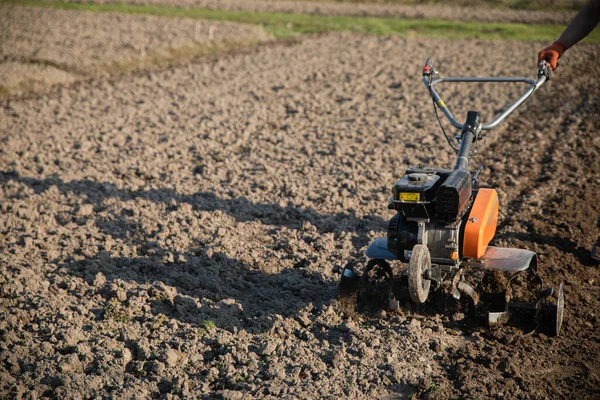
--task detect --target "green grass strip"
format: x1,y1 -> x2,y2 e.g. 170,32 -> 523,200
292,0 -> 586,13
3,0 -> 600,43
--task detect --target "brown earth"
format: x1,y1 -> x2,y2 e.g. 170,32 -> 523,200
1,32 -> 599,399
66,0 -> 578,24
0,62 -> 79,97
0,4 -> 271,95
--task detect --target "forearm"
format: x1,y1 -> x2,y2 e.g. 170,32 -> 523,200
558,0 -> 600,49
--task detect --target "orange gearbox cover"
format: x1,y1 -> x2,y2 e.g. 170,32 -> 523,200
462,188 -> 499,259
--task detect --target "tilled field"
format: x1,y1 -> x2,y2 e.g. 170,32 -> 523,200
0,61 -> 78,97
0,4 -> 271,95
1,33 -> 599,399
69,0 -> 577,24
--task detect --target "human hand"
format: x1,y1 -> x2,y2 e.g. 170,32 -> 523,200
537,42 -> 566,70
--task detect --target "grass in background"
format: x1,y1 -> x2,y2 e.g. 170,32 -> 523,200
4,0 -> 600,43
304,0 -> 586,12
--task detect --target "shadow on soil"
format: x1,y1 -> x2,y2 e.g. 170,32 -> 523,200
6,172 -> 382,245
2,171 -> 385,334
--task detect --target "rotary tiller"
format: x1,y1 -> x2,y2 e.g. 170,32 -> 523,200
339,59 -> 564,336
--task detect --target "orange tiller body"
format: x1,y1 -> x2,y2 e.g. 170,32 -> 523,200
462,188 -> 499,259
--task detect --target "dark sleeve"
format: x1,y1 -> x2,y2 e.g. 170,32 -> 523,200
558,0 -> 600,49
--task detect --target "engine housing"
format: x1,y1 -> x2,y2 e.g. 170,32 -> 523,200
387,166 -> 474,264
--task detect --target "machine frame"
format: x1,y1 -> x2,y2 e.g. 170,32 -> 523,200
339,59 -> 564,336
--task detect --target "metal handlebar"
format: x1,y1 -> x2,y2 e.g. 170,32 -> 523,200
422,58 -> 551,131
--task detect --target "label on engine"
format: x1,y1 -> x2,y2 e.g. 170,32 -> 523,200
399,192 -> 420,202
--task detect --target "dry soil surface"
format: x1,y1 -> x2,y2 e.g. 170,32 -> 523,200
1,34 -> 599,399
0,4 -> 271,95
0,62 -> 79,97
70,0 -> 577,24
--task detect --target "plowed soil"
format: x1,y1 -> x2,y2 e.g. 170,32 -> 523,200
1,33 -> 599,399
68,0 -> 577,25
0,4 -> 271,94
0,61 -> 78,96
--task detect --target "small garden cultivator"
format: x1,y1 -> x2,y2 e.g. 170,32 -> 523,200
339,58 -> 564,336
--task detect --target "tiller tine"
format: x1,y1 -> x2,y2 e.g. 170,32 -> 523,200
488,282 -> 565,336
360,259 -> 396,309
338,265 -> 360,315
338,260 -> 408,312
339,265 -> 360,296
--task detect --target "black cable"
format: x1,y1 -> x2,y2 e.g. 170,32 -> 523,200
430,89 -> 459,152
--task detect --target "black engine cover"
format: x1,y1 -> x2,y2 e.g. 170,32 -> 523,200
389,166 -> 453,219
393,173 -> 440,203
436,169 -> 472,222
386,167 -> 472,261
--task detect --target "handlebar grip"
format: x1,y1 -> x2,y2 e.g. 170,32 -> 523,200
423,57 -> 434,76
538,60 -> 551,81
425,57 -> 434,69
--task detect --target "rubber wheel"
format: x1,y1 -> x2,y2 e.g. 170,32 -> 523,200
408,244 -> 431,304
